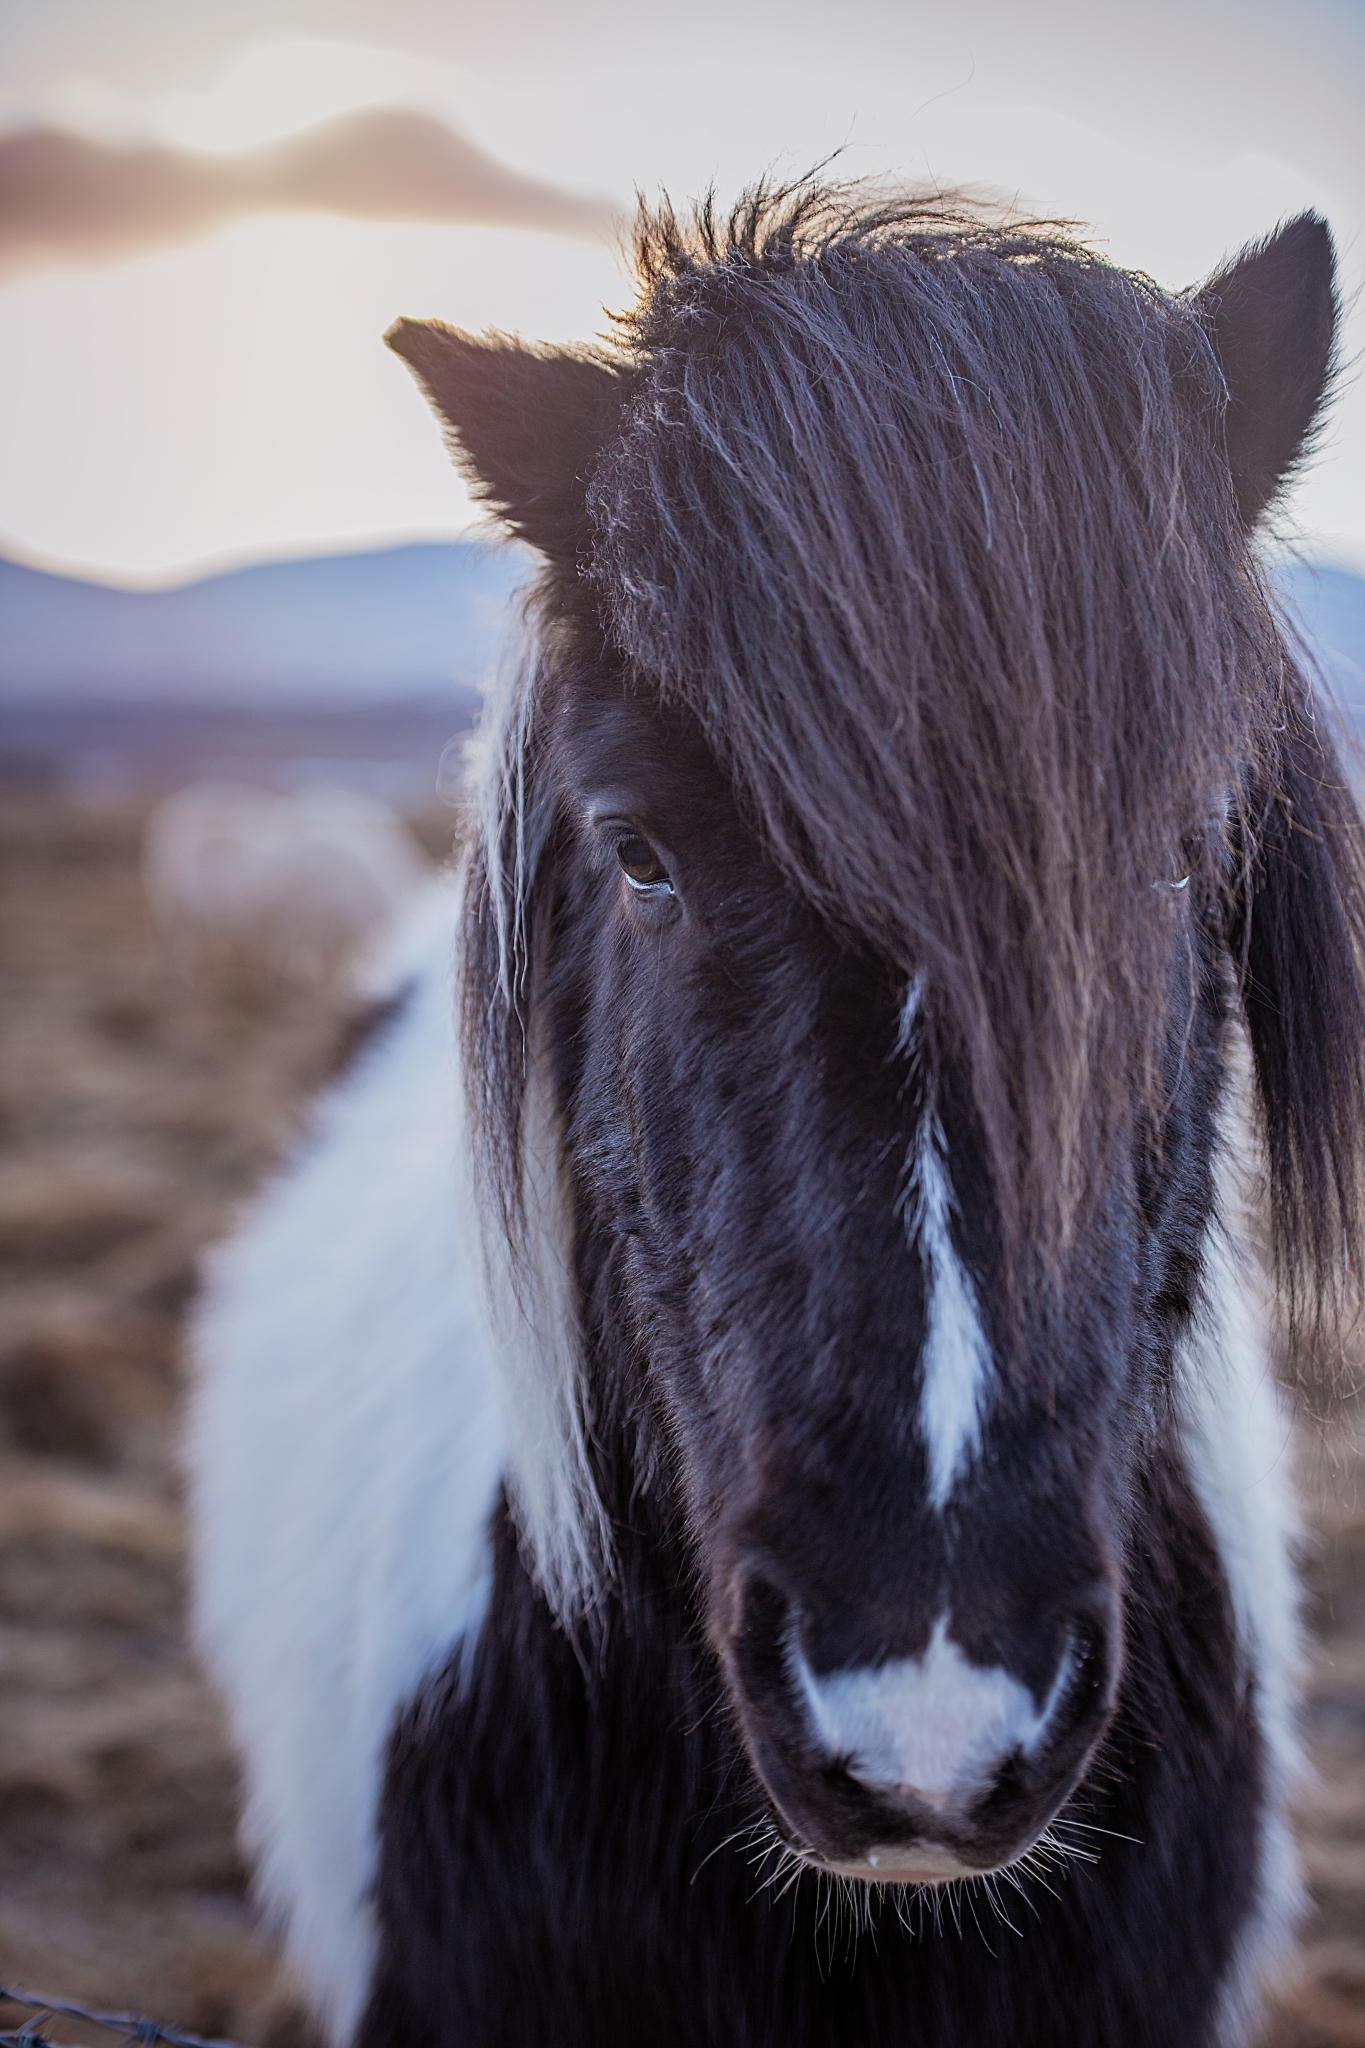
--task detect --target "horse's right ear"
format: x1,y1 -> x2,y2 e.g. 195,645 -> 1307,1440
1197,214 -> 1337,529
385,320 -> 630,566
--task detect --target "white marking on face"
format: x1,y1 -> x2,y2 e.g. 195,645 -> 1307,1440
913,1120 -> 993,1508
796,1613 -> 1071,1806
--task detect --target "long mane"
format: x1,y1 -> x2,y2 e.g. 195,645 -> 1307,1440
464,179 -> 1365,1386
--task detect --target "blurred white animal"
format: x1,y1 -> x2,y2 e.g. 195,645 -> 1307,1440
143,781 -> 432,979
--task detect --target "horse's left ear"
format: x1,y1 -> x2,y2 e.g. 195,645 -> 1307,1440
385,319 -> 631,566
1197,213 -> 1337,528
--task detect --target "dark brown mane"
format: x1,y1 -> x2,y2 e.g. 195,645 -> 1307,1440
579,180 -> 1362,1326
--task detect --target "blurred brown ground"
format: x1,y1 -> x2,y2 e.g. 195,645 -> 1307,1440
0,795 -> 1360,2047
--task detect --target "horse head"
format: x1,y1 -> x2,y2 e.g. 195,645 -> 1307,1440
385,193 -> 1361,1889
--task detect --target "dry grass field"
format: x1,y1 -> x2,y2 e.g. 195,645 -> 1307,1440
0,794 -> 1361,2047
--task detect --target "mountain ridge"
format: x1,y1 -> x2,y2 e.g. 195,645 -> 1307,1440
0,541 -> 531,706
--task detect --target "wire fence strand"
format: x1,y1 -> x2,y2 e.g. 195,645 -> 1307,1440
0,1984 -> 252,2048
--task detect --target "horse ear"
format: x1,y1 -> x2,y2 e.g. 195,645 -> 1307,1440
1198,214 -> 1337,528
385,320 -> 630,565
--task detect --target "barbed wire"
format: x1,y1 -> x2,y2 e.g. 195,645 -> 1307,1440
0,1984 -> 251,2048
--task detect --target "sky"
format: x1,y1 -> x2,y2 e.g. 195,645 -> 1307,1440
0,0 -> 1361,585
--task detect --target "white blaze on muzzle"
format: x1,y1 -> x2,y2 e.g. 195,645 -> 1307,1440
796,1613 -> 1073,1808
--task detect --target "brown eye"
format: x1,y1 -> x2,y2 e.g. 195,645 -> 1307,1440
616,835 -> 673,894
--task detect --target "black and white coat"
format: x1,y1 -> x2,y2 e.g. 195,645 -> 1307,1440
190,190 -> 1359,2048
191,886 -> 1301,2044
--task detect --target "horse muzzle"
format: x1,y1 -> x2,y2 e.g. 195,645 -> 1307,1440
720,1560 -> 1119,1882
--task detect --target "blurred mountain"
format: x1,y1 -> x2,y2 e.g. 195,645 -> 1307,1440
1277,559 -> 1365,726
0,541 -> 531,806
0,541 -> 529,705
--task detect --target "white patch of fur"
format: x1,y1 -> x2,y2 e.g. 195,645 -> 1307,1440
188,877 -> 507,2044
912,1122 -> 993,1507
467,635 -> 613,1620
476,1045 -> 614,1622
1178,1050 -> 1307,2045
797,1613 -> 1070,1804
472,626 -> 548,1015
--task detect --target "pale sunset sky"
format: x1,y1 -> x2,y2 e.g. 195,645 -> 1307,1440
1,0 -> 1361,585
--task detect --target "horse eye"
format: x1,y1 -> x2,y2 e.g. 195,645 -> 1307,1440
616,835 -> 673,894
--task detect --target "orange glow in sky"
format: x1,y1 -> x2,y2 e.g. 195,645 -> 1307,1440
0,2 -> 1360,584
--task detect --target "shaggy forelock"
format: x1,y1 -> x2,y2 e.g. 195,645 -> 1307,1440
584,181 -> 1286,1278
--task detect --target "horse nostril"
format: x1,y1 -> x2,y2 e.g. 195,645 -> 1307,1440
729,1560 -> 795,1657
724,1558 -> 808,1718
